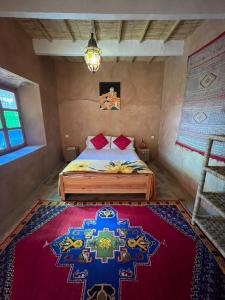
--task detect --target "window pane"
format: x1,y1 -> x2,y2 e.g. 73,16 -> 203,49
0,131 -> 6,150
4,111 -> 21,128
0,89 -> 17,109
8,129 -> 24,147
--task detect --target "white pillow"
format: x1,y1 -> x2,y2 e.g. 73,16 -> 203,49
86,135 -> 111,149
111,136 -> 135,150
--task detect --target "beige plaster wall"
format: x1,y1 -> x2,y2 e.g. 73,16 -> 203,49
158,20 -> 225,197
18,84 -> 47,145
55,61 -> 164,159
0,19 -> 62,221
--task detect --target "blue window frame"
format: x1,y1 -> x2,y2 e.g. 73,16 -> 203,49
0,87 -> 25,155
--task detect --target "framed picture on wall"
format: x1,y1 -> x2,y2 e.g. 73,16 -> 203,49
99,82 -> 120,110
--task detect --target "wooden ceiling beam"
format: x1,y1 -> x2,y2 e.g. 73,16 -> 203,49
148,56 -> 155,64
33,39 -> 184,56
164,20 -> 181,43
37,20 -> 52,42
1,0 -> 225,20
118,20 -> 124,43
140,20 -> 152,43
64,20 -> 76,42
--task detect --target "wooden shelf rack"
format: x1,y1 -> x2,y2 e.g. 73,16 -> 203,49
191,135 -> 225,258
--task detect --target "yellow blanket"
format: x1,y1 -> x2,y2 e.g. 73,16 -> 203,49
62,160 -> 152,175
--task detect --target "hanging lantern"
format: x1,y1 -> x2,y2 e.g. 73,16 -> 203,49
84,33 -> 102,73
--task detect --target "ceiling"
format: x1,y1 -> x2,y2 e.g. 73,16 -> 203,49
18,19 -> 202,41
17,19 -> 203,63
1,0 -> 224,20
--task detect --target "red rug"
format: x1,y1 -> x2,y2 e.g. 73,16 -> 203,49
0,200 -> 224,300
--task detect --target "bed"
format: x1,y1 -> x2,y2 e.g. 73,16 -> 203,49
59,148 -> 156,201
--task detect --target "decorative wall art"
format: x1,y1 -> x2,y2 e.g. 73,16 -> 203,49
176,31 -> 225,161
99,82 -> 120,110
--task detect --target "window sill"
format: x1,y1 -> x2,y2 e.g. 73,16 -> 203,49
0,145 -> 45,166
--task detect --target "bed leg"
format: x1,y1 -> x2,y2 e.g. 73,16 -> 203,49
145,174 -> 151,201
59,174 -> 66,201
61,193 -> 66,201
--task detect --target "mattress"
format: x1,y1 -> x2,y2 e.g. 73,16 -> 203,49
76,148 -> 140,161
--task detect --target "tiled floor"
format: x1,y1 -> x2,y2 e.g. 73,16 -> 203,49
0,162 -> 195,241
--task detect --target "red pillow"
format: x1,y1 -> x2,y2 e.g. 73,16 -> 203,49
90,134 -> 109,150
113,135 -> 131,150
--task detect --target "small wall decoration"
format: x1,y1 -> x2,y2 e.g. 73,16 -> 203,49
99,82 -> 120,110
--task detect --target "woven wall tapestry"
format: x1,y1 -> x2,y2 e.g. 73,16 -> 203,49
176,31 -> 225,161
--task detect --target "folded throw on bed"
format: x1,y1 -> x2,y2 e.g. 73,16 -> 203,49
62,160 -> 152,174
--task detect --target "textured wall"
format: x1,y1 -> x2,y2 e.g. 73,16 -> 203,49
18,84 -> 47,145
55,61 -> 164,159
159,20 -> 225,197
0,19 -> 62,221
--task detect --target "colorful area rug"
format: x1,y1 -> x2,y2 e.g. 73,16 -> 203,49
0,201 -> 224,300
176,31 -> 225,161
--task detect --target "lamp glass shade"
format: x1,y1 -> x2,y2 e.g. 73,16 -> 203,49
84,46 -> 102,73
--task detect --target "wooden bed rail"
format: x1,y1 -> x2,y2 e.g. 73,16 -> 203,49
59,172 -> 154,201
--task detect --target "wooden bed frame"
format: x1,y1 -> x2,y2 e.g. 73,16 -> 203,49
59,172 -> 155,201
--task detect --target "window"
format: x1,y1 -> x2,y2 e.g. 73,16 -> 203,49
0,87 -> 25,155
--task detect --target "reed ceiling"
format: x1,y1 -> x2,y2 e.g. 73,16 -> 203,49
17,19 -> 203,62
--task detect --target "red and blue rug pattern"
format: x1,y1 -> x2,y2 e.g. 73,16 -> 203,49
0,201 -> 224,300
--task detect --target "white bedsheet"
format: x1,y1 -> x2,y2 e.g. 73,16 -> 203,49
76,148 -> 140,161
